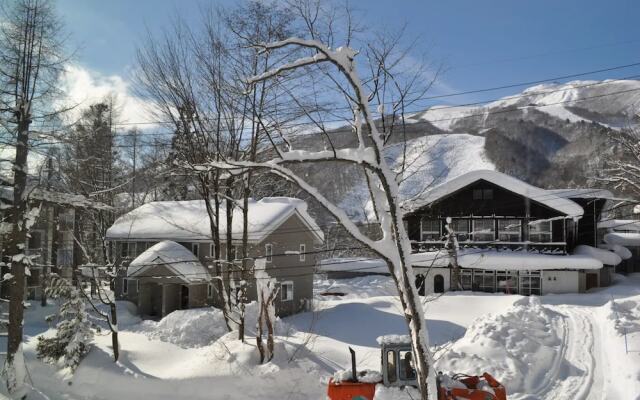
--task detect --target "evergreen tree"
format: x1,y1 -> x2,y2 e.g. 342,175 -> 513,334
36,276 -> 93,371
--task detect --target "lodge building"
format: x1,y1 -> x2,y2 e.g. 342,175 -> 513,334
403,170 -> 629,296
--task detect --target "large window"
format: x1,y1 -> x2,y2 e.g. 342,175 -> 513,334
529,220 -> 552,243
192,243 -> 199,257
473,270 -> 495,292
460,269 -> 473,290
496,270 -> 518,294
498,219 -> 521,242
420,218 -> 441,241
451,219 -> 470,242
519,270 -> 541,295
281,281 -> 294,301
472,219 -> 494,242
120,242 -> 129,258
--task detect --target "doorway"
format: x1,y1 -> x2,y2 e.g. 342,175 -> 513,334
180,285 -> 189,309
586,273 -> 598,291
415,275 -> 425,296
433,274 -> 445,293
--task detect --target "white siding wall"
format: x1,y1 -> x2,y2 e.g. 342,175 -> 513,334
415,267 -> 450,294
541,270 -> 580,294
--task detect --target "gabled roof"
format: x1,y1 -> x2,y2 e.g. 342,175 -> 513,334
128,240 -> 209,283
106,197 -> 323,243
407,169 -> 584,218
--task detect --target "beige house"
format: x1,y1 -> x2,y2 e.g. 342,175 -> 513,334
106,197 -> 323,318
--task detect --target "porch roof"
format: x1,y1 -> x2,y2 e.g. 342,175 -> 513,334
128,240 -> 209,283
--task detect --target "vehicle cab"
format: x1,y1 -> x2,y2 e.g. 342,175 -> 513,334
377,335 -> 417,387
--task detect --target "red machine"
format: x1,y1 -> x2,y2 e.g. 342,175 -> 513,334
327,341 -> 507,400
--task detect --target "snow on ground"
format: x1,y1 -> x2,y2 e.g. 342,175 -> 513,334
5,274 -> 640,399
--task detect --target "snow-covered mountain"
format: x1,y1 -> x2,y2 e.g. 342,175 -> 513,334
287,79 -> 639,221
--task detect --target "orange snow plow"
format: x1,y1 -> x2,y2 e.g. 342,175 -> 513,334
436,372 -> 507,400
327,338 -> 507,400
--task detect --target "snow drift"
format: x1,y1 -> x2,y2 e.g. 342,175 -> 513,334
436,297 -> 562,395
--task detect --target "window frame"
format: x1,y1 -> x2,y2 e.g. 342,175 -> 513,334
299,243 -> 306,262
472,219 -> 495,242
281,281 -> 294,301
420,218 -> 441,242
451,219 -> 470,242
192,243 -> 200,257
498,219 -> 521,242
265,243 -> 273,263
529,220 -> 553,243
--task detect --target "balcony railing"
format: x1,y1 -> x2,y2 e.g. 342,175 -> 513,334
411,240 -> 567,254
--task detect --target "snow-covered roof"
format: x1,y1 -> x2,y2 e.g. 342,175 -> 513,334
598,244 -> 632,260
598,219 -> 640,231
376,334 -> 411,345
604,232 -> 640,247
412,249 -> 602,270
317,258 -> 388,274
547,188 -> 617,200
128,241 -> 209,282
106,197 -> 323,243
408,170 -> 584,218
573,245 -> 622,266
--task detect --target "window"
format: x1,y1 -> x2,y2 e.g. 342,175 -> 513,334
519,270 -> 541,295
451,219 -> 469,242
136,242 -> 146,256
472,219 -> 494,241
120,242 -> 129,258
122,278 -> 128,294
192,243 -> 199,257
27,230 -> 44,250
128,242 -> 137,259
386,351 -> 397,383
472,270 -> 495,292
399,350 -> 416,381
460,269 -> 473,290
496,270 -> 518,294
281,281 -> 293,301
207,284 -> 214,299
473,188 -> 493,200
498,219 -> 521,242
265,244 -> 273,262
210,243 -> 215,258
299,244 -> 306,262
420,218 -> 441,241
529,220 -> 552,243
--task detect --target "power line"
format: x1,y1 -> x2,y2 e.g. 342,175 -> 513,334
11,61 -> 640,135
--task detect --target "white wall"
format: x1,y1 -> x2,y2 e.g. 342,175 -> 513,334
414,267 -> 450,294
541,270 -> 580,294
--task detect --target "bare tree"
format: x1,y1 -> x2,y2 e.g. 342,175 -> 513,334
0,0 -> 67,394
205,37 -> 437,399
599,110 -> 640,200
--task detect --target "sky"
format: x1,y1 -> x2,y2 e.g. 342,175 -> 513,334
55,0 -> 640,125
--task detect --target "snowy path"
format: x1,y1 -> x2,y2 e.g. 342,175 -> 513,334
526,305 -> 601,400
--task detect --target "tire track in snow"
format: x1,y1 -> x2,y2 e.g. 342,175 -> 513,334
531,305 -> 599,400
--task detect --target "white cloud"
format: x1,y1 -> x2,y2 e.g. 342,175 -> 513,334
59,65 -> 157,128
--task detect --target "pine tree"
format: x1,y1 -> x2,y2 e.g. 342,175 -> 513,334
36,276 -> 93,371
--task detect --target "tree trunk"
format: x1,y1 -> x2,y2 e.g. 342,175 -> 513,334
445,219 -> 462,291
5,116 -> 30,395
44,206 -> 60,307
110,302 -> 119,361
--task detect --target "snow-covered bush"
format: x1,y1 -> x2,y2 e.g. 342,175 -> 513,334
36,275 -> 94,371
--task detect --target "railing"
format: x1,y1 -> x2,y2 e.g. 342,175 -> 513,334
410,240 -> 567,254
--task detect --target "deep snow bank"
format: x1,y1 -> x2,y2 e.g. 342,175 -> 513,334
436,297 -> 562,394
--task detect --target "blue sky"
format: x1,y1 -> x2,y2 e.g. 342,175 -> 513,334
56,0 -> 640,116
